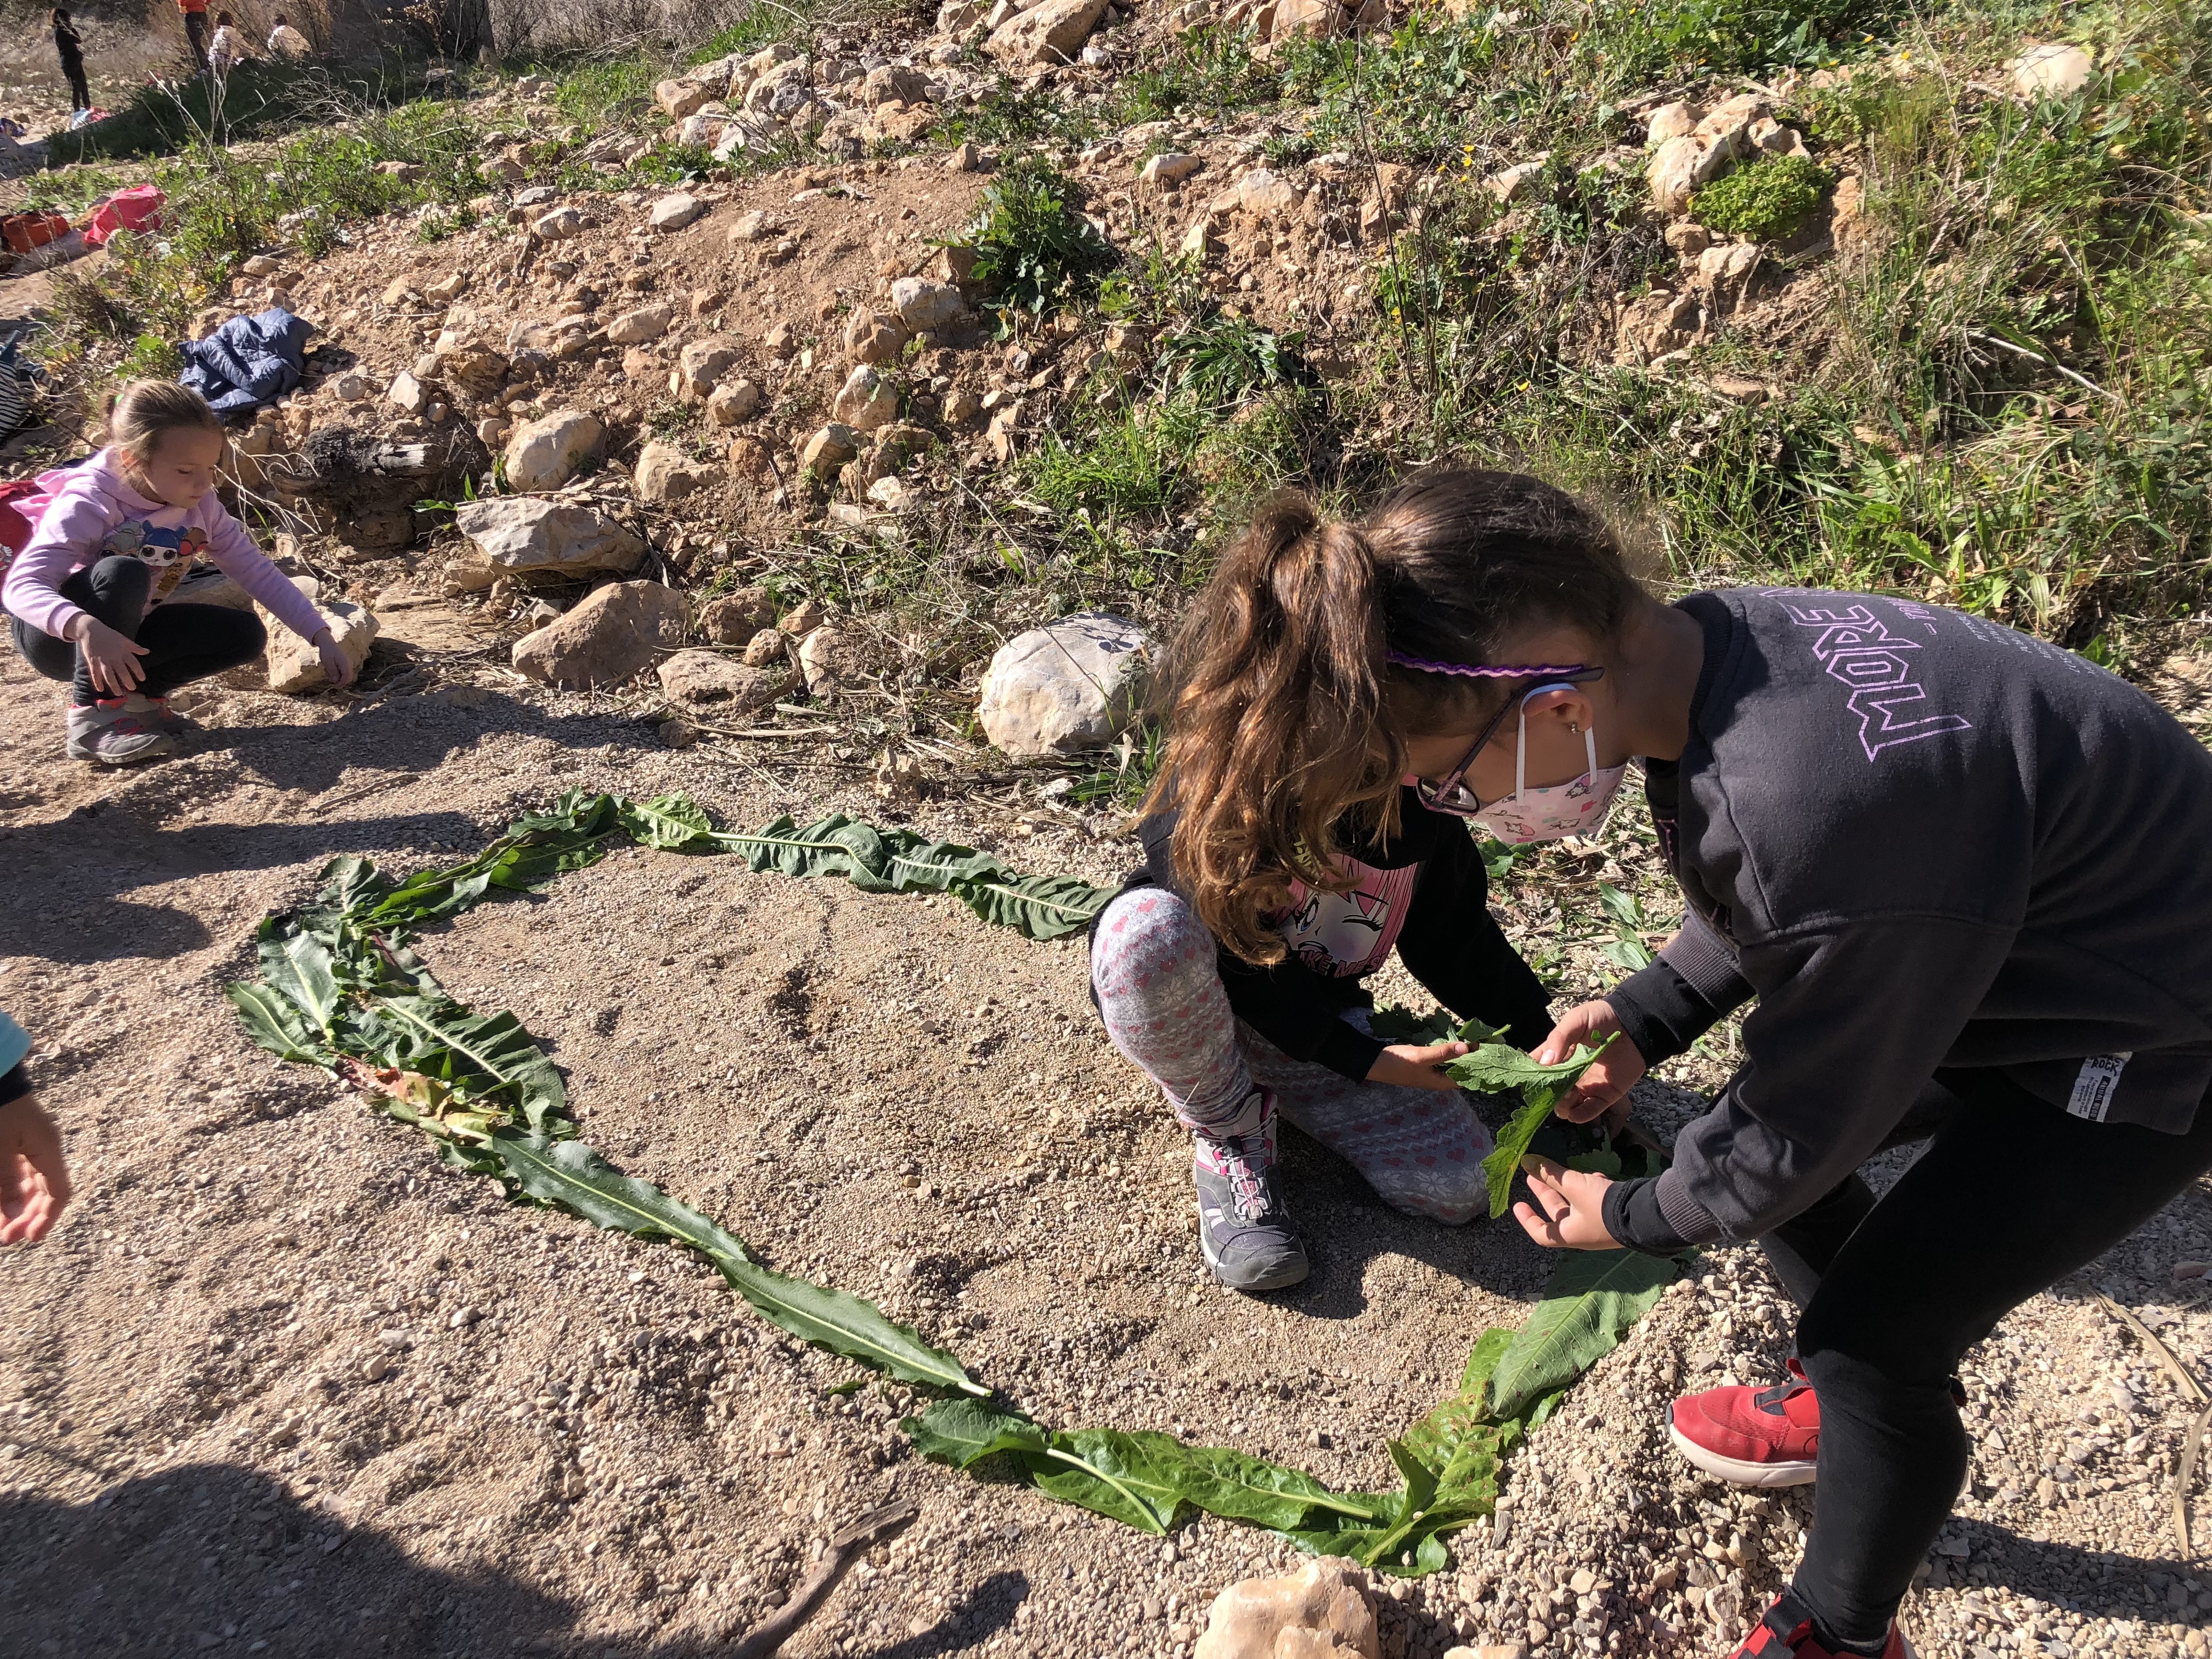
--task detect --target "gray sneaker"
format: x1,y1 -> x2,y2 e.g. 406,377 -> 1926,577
120,692 -> 195,735
1193,1094 -> 1309,1292
66,700 -> 178,765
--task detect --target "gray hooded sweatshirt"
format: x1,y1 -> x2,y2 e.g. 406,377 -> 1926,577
1600,589 -> 2212,1254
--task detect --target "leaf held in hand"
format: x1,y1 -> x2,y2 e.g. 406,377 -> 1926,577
1467,1036 -> 1611,1219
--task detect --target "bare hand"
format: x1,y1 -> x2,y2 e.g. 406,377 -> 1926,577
1513,1155 -> 1619,1250
1538,1000 -> 1647,1124
315,628 -> 356,689
70,614 -> 148,696
1367,1040 -> 1471,1093
0,1093 -> 70,1244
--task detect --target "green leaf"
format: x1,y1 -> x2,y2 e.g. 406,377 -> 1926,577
224,981 -> 335,1065
356,994 -> 568,1131
1443,1038 -> 1601,1096
1368,1003 -> 1458,1044
901,1398 -> 1052,1466
1467,1036 -> 1612,1220
951,870 -> 1115,940
1564,1149 -> 1623,1176
1487,1249 -> 1683,1421
491,1133 -> 984,1395
257,919 -> 344,1034
619,794 -> 715,851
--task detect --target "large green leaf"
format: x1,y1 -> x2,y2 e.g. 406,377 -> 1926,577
224,980 -> 335,1065
1465,1035 -> 1611,1219
953,870 -> 1115,940
619,794 -> 715,851
357,994 -> 568,1131
257,919 -> 344,1034
492,1134 -> 985,1395
901,1398 -> 1052,1466
1487,1248 -> 1683,1420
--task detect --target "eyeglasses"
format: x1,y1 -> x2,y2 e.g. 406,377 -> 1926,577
1412,667 -> 1605,819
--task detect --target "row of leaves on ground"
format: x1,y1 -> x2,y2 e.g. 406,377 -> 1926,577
226,790 -> 1682,1576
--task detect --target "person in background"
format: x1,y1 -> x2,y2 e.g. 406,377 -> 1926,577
177,0 -> 209,70
267,13 -> 311,58
0,1011 -> 67,1245
206,9 -> 244,73
50,8 -> 89,113
3,380 -> 357,765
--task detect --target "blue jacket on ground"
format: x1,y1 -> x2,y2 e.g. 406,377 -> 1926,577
177,307 -> 314,416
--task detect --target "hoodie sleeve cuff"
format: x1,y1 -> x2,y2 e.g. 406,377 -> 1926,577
1605,957 -> 1723,1069
1601,1172 -> 1719,1255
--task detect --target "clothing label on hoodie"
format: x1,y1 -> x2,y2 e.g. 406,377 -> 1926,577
2067,1053 -> 2132,1122
1271,861 -> 1418,978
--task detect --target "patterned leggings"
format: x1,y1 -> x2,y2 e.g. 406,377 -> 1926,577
1090,886 -> 1496,1224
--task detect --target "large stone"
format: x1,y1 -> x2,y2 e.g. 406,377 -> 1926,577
1236,168 -> 1300,217
845,308 -> 911,366
889,277 -> 966,333
1647,134 -> 1734,215
265,588 -> 379,694
800,423 -> 861,477
1193,1559 -> 1380,1659
511,580 -> 687,688
450,497 -> 645,588
832,365 -> 900,432
795,626 -> 874,697
698,586 -> 776,644
656,650 -> 783,710
2011,41 -> 2092,100
1644,100 -> 1697,144
707,379 -> 764,425
651,193 -> 709,232
607,304 -> 674,345
634,440 -> 708,504
657,78 -> 711,118
861,64 -> 930,107
975,612 -> 1152,756
503,409 -> 603,492
1263,0 -> 1384,42
677,336 -> 741,398
532,207 -> 584,241
986,0 -> 1107,66
1140,152 -> 1203,187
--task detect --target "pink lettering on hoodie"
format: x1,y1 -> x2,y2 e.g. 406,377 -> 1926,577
1,447 -> 324,645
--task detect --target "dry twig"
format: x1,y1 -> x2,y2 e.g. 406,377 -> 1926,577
2096,1291 -> 2210,1560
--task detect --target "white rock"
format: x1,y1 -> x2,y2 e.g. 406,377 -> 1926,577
1235,167 -> 1300,217
503,409 -> 604,492
676,336 -> 740,397
387,371 -> 431,414
889,276 -> 966,332
1139,152 -> 1202,186
867,475 -> 918,513
1644,100 -> 1698,144
330,372 -> 371,402
987,0 -> 1106,66
657,77 -> 712,118
977,612 -> 1152,756
650,193 -> 708,232
511,580 -> 687,689
657,650 -> 782,710
532,207 -> 584,241
1192,1556 -> 1380,1659
1484,159 -> 1548,202
706,379 -> 764,425
634,439 -> 707,504
450,498 -> 644,587
730,210 -> 774,243
2011,41 -> 2092,100
606,304 -> 674,345
263,586 -> 379,695
832,365 -> 900,432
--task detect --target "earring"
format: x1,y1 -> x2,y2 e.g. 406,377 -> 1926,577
1568,723 -> 1580,735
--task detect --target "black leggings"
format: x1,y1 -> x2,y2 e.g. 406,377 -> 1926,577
10,556 -> 265,703
59,54 -> 88,112
183,9 -> 209,69
1757,1069 -> 2212,1644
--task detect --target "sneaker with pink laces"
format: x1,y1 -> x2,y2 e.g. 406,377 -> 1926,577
65,699 -> 177,765
120,691 -> 195,735
1192,1091 -> 1308,1292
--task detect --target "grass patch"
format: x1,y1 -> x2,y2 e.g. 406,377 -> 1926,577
947,160 -> 1120,321
1690,153 -> 1831,240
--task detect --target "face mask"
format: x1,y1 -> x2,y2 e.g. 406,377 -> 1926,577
1471,688 -> 1628,844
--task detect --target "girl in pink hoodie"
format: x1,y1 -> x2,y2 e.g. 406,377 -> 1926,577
3,380 -> 354,765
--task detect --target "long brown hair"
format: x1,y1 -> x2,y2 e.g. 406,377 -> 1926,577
1146,467 -> 1645,964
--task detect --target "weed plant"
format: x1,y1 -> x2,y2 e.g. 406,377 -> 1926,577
1690,153 -> 1831,239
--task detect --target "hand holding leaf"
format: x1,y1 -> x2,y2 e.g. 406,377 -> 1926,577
1450,1031 -> 1617,1219
1536,1000 -> 1647,1124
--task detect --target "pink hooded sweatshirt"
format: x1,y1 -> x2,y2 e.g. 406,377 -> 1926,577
1,448 -> 325,645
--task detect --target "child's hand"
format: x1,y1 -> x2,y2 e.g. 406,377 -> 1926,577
1368,1040 -> 1471,1093
0,1093 -> 70,1245
313,627 -> 357,689
1514,1155 -> 1619,1251
69,614 -> 148,695
1538,1000 -> 1647,1123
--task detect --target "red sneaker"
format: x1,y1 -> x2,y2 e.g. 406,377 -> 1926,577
1729,1592 -> 1918,1659
1670,1357 -> 1820,1487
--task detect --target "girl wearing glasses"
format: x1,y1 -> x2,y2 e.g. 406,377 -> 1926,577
1087,482 -> 1592,1293
1099,466 -> 2212,1659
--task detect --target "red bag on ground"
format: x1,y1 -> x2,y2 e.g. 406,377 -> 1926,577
0,478 -> 52,572
83,184 -> 165,247
1,211 -> 67,254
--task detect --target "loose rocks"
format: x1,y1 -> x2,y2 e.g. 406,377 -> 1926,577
698,587 -> 776,644
633,440 -> 708,504
449,498 -> 644,588
503,409 -> 603,492
987,0 -> 1106,65
607,305 -> 674,345
264,585 -> 379,694
889,277 -> 967,334
976,612 -> 1152,756
511,580 -> 686,687
1194,1558 -> 1380,1659
832,365 -> 900,432
650,193 -> 709,232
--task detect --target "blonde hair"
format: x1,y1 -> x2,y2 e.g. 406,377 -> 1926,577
103,380 -> 222,461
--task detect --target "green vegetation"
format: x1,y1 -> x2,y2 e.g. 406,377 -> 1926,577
1690,152 -> 1831,239
948,160 -> 1121,320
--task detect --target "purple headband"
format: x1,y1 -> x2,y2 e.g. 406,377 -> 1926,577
1385,650 -> 1592,679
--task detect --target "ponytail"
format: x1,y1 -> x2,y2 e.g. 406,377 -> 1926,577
1146,468 -> 1645,965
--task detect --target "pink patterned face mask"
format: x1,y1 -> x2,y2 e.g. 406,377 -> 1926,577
1471,688 -> 1627,844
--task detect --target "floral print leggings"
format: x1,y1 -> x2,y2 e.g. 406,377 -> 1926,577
1088,885 -> 1497,1224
